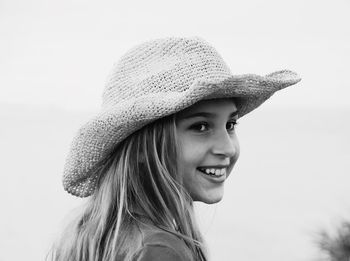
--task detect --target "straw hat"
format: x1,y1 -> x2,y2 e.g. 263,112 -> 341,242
63,37 -> 301,197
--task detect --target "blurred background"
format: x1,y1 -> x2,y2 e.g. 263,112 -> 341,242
1,0 -> 349,260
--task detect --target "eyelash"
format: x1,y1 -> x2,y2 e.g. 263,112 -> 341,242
190,121 -> 239,132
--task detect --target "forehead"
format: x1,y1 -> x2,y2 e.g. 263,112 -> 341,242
176,98 -> 237,118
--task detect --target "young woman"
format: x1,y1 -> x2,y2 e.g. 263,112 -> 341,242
50,37 -> 301,261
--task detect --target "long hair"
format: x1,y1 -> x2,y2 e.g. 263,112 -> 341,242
48,114 -> 207,261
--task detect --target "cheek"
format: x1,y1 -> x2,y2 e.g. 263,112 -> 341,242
234,139 -> 240,159
179,147 -> 200,169
227,141 -> 240,174
230,132 -> 240,156
177,139 -> 206,172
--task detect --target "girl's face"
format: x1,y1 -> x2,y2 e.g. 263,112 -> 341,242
176,98 -> 240,204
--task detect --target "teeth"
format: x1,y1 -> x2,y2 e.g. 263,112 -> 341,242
201,168 -> 226,176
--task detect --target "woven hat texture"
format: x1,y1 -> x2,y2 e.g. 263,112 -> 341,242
63,36 -> 301,197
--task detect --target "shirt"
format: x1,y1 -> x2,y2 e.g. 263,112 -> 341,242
131,225 -> 194,261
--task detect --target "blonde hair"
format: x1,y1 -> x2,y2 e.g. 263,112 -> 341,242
49,114 -> 207,261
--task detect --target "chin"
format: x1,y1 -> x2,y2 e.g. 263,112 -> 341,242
192,192 -> 224,204
201,197 -> 223,204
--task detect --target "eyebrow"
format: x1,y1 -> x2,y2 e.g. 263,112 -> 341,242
180,111 -> 239,120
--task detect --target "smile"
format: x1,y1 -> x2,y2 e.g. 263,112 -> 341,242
197,167 -> 227,177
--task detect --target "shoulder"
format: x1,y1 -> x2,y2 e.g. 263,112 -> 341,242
132,227 -> 193,261
132,244 -> 188,261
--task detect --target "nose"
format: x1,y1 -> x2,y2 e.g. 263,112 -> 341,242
211,131 -> 239,159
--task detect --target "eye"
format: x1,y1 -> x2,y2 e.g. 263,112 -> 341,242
190,122 -> 209,132
226,121 -> 238,131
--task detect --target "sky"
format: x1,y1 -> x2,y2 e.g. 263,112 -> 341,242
1,0 -> 350,111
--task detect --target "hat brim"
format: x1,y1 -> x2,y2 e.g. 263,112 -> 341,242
63,69 -> 301,197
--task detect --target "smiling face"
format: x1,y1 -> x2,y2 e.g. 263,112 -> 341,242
175,98 -> 240,204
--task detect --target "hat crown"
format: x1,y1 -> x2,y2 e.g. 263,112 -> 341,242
102,37 -> 232,109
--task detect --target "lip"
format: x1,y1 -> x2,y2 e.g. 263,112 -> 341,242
196,168 -> 227,183
197,164 -> 230,169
